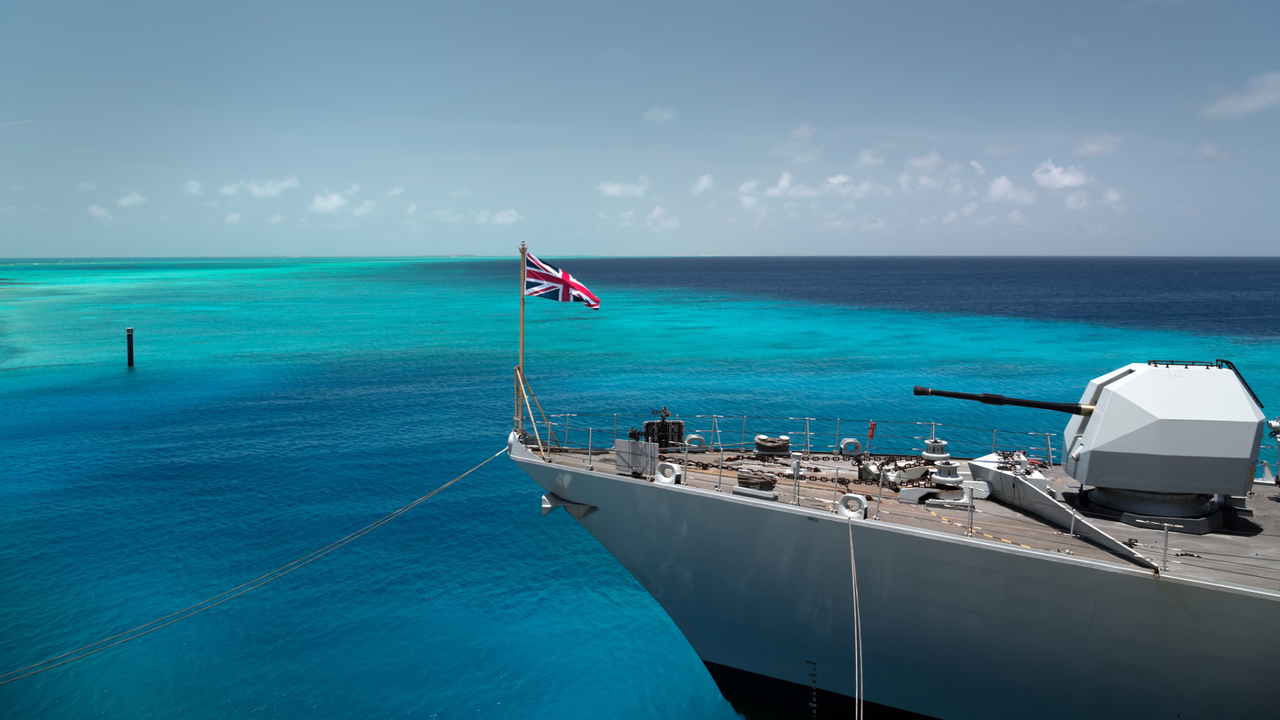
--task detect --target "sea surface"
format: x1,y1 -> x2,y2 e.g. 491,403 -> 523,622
2,256 -> 1278,718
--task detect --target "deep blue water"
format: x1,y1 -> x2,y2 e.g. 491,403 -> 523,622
1,257 -> 1278,718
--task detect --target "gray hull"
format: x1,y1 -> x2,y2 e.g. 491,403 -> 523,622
513,445 -> 1280,719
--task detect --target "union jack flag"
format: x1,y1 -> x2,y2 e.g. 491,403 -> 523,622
525,252 -> 600,309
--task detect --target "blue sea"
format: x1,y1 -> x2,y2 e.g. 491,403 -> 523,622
2,256 -> 1279,718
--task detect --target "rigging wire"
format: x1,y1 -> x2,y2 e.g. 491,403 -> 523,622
0,446 -> 509,686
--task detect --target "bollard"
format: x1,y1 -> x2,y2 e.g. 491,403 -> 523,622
126,327 -> 134,367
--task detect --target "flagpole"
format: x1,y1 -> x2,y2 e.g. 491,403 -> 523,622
517,241 -> 527,433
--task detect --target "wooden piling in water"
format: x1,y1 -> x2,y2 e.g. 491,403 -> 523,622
127,327 -> 134,367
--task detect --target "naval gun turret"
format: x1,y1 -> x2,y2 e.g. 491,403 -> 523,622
916,360 -> 1268,533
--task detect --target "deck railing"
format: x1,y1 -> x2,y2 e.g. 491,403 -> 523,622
526,411 -> 1280,480
534,412 -> 1065,466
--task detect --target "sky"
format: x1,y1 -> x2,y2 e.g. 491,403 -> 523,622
2,0 -> 1277,257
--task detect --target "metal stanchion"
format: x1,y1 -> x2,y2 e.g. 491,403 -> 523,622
1162,523 -> 1171,572
1066,510 -> 1077,555
791,451 -> 801,506
874,469 -> 885,521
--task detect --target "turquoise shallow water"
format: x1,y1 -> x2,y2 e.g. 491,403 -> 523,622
1,257 -> 1278,718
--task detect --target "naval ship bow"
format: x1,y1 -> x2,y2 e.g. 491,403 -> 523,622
510,358 -> 1280,719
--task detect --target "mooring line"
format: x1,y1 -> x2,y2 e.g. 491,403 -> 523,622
848,516 -> 864,720
0,447 -> 509,686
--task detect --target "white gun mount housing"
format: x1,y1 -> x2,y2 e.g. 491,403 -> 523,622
1062,360 -> 1266,518
917,360 -> 1267,526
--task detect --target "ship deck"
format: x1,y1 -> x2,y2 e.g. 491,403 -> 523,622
531,445 -> 1280,595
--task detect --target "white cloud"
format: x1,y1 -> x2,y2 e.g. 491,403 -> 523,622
266,214 -> 284,224
388,186 -> 404,196
1032,160 -> 1092,189
858,216 -> 886,230
986,176 -> 1034,203
855,148 -> 884,169
225,212 -> 241,223
823,175 -> 850,192
353,201 -> 375,216
88,205 -> 111,221
643,206 -> 679,229
244,177 -> 299,198
822,216 -> 848,229
969,160 -> 986,176
310,192 -> 347,213
476,209 -> 521,224
598,176 -> 649,197
942,211 -> 958,223
1065,192 -> 1090,210
1102,188 -> 1124,205
1075,133 -> 1123,155
406,203 -> 418,214
740,195 -> 759,209
905,151 -> 943,174
961,202 -> 978,216
207,176 -> 296,200
1008,209 -> 1025,224
644,107 -> 677,123
434,208 -> 462,222
117,192 -> 148,207
1203,71 -> 1280,118
772,124 -> 822,162
823,175 -> 895,198
690,175 -> 714,195
897,151 -> 958,194
764,172 -> 820,198
344,184 -> 360,196
75,182 -> 96,192
738,180 -> 759,194
1196,141 -> 1228,159
184,180 -> 203,196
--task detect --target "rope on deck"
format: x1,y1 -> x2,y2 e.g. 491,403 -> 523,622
0,446 -> 509,686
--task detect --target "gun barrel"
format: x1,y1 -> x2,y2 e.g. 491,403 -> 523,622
913,386 -> 1094,416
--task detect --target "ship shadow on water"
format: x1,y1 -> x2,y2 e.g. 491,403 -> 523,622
726,698 -> 937,720
708,663 -> 937,720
